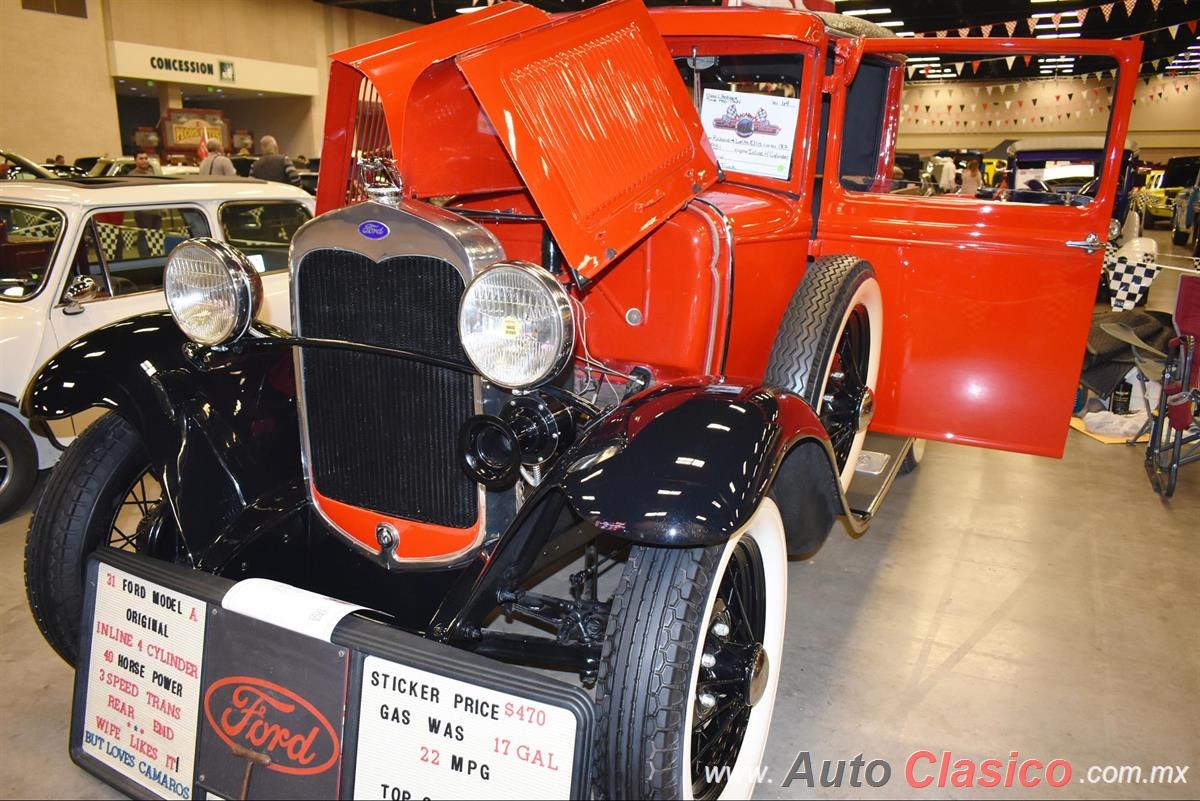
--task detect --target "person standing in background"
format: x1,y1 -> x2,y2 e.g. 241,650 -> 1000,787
960,159 -> 983,196
250,135 -> 301,186
130,152 -> 155,176
199,139 -> 236,176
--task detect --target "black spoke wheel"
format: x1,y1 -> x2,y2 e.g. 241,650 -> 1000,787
819,305 -> 872,470
766,255 -> 881,489
25,414 -> 174,665
594,500 -> 787,800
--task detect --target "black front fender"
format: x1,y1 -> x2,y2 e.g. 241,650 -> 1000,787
22,312 -> 302,562
558,379 -> 843,549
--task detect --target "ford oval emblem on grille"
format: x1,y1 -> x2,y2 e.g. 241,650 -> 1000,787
358,221 -> 390,240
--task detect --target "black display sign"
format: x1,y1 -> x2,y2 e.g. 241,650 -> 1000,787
194,610 -> 348,799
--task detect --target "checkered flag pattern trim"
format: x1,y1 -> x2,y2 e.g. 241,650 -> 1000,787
1104,249 -> 1158,311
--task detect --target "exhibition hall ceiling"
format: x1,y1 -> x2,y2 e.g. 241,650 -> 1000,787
316,0 -> 1200,75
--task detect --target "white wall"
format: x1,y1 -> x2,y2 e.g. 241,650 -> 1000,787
897,74 -> 1200,162
0,0 -> 418,163
0,0 -> 122,160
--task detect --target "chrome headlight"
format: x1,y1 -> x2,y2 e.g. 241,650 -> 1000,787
1108,217 -> 1122,242
459,261 -> 574,389
164,238 -> 262,346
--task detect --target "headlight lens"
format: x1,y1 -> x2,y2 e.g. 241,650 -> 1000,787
1108,217 -> 1122,242
164,238 -> 262,346
459,262 -> 574,389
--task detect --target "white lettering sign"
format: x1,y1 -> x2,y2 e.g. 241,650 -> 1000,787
353,655 -> 577,800
700,89 -> 801,179
80,564 -> 206,800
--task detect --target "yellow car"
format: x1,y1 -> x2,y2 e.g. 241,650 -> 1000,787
1145,157 -> 1200,229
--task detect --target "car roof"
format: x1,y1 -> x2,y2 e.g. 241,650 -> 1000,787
0,176 -> 313,207
1009,136 -> 1138,156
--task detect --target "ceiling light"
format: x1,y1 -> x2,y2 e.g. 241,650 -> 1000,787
455,5 -> 486,11
843,7 -> 891,16
877,20 -> 904,27
1034,21 -> 1083,29
1037,32 -> 1081,38
896,31 -> 915,36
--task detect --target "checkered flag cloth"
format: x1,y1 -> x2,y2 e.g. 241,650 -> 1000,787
144,228 -> 167,257
1105,249 -> 1158,311
95,223 -> 121,261
15,221 -> 60,239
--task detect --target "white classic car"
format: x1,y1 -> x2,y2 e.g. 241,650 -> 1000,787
0,176 -> 312,518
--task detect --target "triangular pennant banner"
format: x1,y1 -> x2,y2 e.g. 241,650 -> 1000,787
908,64 -> 917,78
1052,12 -> 1062,26
1005,55 -> 1016,70
958,27 -> 971,37
1122,0 -> 1137,17
972,60 -> 981,73
936,29 -> 948,38
1068,92 -> 1074,101
1150,0 -> 1161,9
1078,6 -> 1090,23
1027,16 -> 1038,33
981,23 -> 993,37
1005,100 -> 1013,109
1005,20 -> 1018,35
1169,25 -> 1179,39
1188,20 -> 1198,34
1023,55 -> 1033,67
1101,2 -> 1115,21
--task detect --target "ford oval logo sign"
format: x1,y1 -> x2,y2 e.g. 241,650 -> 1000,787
358,221 -> 389,240
203,676 -> 340,776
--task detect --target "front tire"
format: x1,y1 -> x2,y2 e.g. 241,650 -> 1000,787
766,256 -> 882,489
24,414 -> 163,665
0,411 -> 38,521
1174,226 -> 1190,247
594,499 -> 787,800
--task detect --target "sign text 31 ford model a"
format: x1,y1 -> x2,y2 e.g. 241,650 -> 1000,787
22,2 -> 1139,797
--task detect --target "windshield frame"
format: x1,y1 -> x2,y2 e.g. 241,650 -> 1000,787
0,200 -> 69,303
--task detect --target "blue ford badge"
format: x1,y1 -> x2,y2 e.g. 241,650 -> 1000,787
358,221 -> 389,240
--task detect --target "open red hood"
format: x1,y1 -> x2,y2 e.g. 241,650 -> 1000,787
456,0 -> 718,280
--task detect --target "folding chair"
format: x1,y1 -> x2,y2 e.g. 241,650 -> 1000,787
1101,273 -> 1200,498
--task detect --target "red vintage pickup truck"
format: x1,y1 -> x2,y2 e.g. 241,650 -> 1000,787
23,1 -> 1138,796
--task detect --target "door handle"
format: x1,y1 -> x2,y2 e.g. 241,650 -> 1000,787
1065,233 -> 1105,254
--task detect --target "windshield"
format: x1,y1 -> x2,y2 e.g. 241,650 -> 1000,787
1162,156 -> 1200,189
0,203 -> 65,300
674,53 -> 805,181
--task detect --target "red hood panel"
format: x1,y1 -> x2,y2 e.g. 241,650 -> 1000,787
456,0 -> 718,279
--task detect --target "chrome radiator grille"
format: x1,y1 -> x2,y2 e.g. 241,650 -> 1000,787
294,249 -> 477,528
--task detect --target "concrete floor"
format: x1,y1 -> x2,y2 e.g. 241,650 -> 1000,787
2,429 -> 1197,799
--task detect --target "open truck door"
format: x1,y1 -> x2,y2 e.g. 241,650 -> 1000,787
815,35 -> 1141,457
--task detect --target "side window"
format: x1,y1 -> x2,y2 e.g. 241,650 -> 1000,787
70,208 -> 209,298
838,49 -> 1122,210
219,201 -> 312,273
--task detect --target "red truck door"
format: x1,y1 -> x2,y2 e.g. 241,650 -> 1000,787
816,36 -> 1142,457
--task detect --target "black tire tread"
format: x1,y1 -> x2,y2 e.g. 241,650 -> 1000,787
593,544 -> 722,799
0,411 -> 39,521
1173,227 -> 1189,247
765,255 -> 874,410
24,413 -> 146,665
